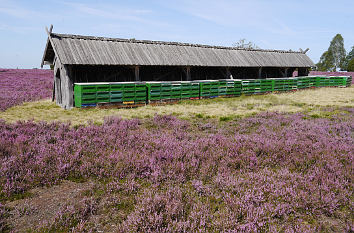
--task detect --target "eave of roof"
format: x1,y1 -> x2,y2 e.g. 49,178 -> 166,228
51,33 -> 305,54
42,32 -> 315,68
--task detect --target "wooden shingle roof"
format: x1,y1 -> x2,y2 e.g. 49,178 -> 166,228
42,33 -> 314,68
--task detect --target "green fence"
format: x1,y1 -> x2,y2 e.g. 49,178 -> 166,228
73,76 -> 352,107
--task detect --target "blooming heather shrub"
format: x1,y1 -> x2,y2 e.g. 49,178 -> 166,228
122,186 -> 215,232
0,111 -> 353,231
0,69 -> 52,111
122,188 -> 185,232
107,177 -> 141,194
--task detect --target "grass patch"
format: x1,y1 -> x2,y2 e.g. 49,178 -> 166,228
219,116 -> 234,122
308,108 -> 351,119
67,175 -> 87,184
0,86 -> 353,125
195,113 -> 205,119
0,191 -> 34,203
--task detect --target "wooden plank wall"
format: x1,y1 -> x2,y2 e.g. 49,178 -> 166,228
54,56 -> 74,109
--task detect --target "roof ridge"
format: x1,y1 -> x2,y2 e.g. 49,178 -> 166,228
50,33 -> 304,54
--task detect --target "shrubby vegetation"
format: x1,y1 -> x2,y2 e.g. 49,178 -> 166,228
0,69 -> 52,111
0,111 -> 353,231
0,69 -> 353,231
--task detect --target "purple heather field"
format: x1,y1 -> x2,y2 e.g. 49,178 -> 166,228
0,69 -> 52,111
0,69 -> 353,232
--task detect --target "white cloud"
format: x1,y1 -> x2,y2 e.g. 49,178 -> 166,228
0,23 -> 40,33
0,4 -> 34,18
62,2 -> 152,21
166,0 -> 266,27
0,0 -> 60,20
59,1 -> 174,30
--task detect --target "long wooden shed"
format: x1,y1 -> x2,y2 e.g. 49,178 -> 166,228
41,27 -> 314,109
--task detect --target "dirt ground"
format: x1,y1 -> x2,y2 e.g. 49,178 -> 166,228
5,180 -> 95,232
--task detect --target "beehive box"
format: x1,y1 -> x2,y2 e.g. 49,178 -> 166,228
74,82 -> 147,107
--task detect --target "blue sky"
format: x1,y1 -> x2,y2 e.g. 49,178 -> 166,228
0,0 -> 353,68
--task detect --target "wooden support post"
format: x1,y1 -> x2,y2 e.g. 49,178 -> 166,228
52,82 -> 55,102
53,61 -> 62,106
226,68 -> 233,79
66,66 -> 74,109
186,66 -> 191,81
258,67 -> 262,79
134,66 -> 140,81
284,68 -> 289,77
52,57 -> 57,102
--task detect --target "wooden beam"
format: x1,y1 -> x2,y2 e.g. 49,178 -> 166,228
43,25 -> 62,67
53,63 -> 62,106
51,57 -> 58,101
52,82 -> 55,102
66,65 -> 74,109
186,66 -> 191,81
284,68 -> 289,77
258,67 -> 262,79
134,66 -> 140,81
41,38 -> 50,68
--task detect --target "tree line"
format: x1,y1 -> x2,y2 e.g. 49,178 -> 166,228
316,34 -> 354,72
233,36 -> 354,72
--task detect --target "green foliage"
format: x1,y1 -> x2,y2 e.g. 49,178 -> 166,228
316,50 -> 334,71
343,46 -> 354,70
329,34 -> 346,70
347,58 -> 354,72
347,46 -> 354,60
316,34 -> 346,71
219,116 -> 233,121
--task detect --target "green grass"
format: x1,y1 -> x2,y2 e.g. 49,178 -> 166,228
0,86 -> 353,126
